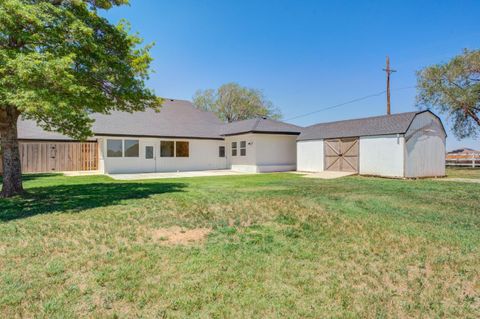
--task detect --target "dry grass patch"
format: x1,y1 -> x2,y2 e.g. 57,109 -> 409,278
151,226 -> 211,245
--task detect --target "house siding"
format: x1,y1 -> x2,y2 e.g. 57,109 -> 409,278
100,136 -> 227,174
225,133 -> 297,172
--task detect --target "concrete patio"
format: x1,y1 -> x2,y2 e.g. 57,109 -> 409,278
108,169 -> 256,180
294,171 -> 356,179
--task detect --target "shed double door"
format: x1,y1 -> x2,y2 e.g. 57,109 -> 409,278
324,138 -> 359,172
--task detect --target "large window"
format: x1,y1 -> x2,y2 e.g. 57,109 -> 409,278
240,141 -> 246,156
161,141 -> 174,157
176,141 -> 189,157
107,140 -> 123,157
232,142 -> 237,156
124,140 -> 139,157
219,146 -> 225,158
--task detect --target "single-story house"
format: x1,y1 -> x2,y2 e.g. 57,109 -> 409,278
8,99 -> 446,178
297,110 -> 446,178
15,99 -> 302,174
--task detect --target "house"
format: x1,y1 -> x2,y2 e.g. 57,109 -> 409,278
447,148 -> 478,155
9,100 -> 446,178
15,99 -> 302,174
297,110 -> 447,178
446,148 -> 479,168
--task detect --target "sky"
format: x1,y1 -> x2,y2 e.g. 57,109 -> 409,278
102,0 -> 480,150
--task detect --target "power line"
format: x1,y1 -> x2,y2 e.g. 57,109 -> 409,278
285,86 -> 416,121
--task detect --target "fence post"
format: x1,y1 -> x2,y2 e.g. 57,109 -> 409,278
474,154 -> 476,168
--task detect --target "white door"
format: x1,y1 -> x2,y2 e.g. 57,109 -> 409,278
144,143 -> 157,172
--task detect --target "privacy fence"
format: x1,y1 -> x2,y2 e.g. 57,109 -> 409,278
0,141 -> 98,174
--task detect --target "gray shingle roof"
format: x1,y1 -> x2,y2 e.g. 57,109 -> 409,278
298,111 -> 419,141
17,100 -> 300,140
220,118 -> 303,136
17,99 -> 224,140
92,99 -> 223,139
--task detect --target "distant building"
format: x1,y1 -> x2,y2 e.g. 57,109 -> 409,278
448,148 -> 479,155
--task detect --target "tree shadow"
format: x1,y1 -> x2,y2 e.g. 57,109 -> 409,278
0,182 -> 186,222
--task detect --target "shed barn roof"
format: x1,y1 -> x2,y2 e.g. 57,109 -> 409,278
297,111 -> 426,141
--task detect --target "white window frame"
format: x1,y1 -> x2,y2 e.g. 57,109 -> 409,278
106,139 -> 123,158
240,141 -> 246,156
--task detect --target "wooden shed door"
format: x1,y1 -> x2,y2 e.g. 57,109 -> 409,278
324,138 -> 359,172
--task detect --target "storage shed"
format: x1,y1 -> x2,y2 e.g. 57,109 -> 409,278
297,110 -> 446,178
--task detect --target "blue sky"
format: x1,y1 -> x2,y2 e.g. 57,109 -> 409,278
102,0 -> 480,150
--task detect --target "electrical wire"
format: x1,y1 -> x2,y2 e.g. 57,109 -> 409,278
285,86 -> 417,121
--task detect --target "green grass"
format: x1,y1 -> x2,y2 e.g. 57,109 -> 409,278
0,169 -> 479,318
446,167 -> 480,179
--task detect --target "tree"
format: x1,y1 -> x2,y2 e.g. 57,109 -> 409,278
0,0 -> 161,197
193,83 -> 281,122
416,49 -> 480,139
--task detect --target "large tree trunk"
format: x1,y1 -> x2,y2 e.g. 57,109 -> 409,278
0,108 -> 24,198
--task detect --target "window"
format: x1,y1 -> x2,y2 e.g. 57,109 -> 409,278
124,140 -> 139,157
161,141 -> 174,157
145,146 -> 154,159
219,146 -> 225,158
240,141 -> 246,156
176,141 -> 189,157
107,139 -> 122,157
232,142 -> 237,156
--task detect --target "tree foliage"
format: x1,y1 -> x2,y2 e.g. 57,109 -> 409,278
193,83 -> 281,122
0,0 -> 161,139
0,0 -> 160,196
416,49 -> 480,138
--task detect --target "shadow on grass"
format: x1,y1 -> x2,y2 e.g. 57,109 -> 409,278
0,182 -> 186,222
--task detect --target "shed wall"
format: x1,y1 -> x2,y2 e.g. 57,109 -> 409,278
404,112 -> 446,177
359,135 -> 405,177
296,140 -> 324,172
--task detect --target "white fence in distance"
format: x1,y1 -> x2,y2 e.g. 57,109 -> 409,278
446,153 -> 480,168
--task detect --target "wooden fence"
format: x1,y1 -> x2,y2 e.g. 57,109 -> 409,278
446,153 -> 480,168
0,141 -> 98,174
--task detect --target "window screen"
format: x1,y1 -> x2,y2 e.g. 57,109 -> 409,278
219,146 -> 225,157
232,142 -> 237,156
176,141 -> 189,157
240,141 -> 246,156
107,140 -> 123,157
161,141 -> 174,157
124,140 -> 139,157
145,146 -> 154,159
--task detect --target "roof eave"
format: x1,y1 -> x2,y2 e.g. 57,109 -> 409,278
221,130 -> 302,137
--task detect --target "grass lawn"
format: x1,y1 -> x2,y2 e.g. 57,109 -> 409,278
0,169 -> 479,318
446,167 -> 480,179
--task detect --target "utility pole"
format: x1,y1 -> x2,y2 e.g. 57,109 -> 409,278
383,56 -> 396,115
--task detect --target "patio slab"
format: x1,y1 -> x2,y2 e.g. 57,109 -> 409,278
296,171 -> 356,179
108,169 -> 256,180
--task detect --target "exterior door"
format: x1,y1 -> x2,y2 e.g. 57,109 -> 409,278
324,138 -> 359,172
144,143 -> 157,172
